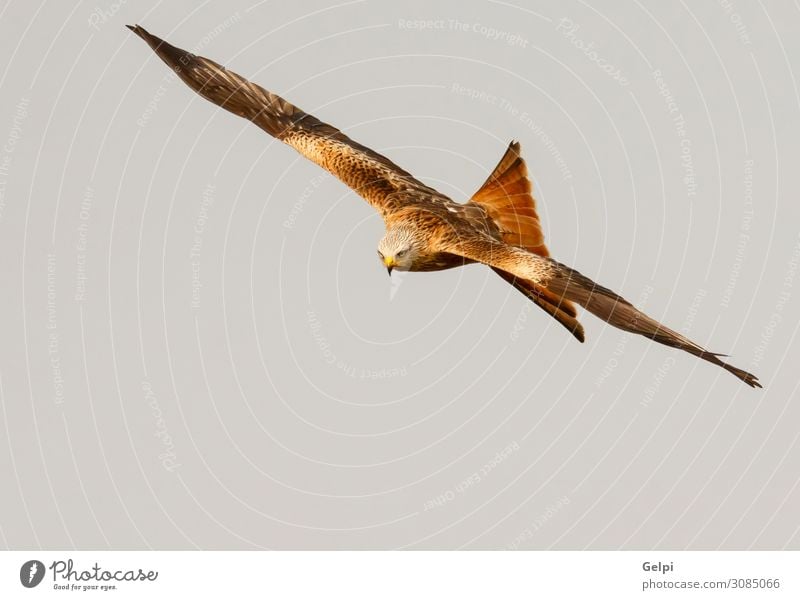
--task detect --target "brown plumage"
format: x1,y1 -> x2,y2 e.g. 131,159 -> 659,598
128,25 -> 761,388
467,142 -> 584,342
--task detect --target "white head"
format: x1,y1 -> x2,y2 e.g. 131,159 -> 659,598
377,224 -> 421,274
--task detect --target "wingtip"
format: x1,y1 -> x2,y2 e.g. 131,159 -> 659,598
721,362 -> 762,388
126,24 -> 152,42
126,24 -> 196,73
745,373 -> 763,389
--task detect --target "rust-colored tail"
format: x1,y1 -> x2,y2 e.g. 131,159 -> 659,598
470,142 -> 585,341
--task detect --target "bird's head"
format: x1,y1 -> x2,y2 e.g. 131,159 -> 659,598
377,225 -> 421,275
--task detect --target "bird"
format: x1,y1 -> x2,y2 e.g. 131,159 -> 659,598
127,25 -> 761,388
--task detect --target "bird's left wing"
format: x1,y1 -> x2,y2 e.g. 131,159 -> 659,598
127,25 -> 446,216
440,233 -> 761,387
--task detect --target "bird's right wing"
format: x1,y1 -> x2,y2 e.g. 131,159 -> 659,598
127,25 -> 448,216
441,233 -> 761,387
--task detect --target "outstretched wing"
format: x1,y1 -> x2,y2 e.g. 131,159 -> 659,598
440,233 -> 761,387
127,25 -> 446,216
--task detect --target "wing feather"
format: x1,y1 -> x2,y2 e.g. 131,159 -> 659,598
127,25 -> 445,215
441,234 -> 760,387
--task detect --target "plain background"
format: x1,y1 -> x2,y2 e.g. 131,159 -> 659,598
0,0 -> 798,550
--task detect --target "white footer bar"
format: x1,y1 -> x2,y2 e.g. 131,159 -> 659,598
1,551 -> 797,598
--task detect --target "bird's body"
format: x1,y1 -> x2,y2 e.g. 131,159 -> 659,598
128,25 -> 760,388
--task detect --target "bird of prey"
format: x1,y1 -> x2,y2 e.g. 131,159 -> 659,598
128,25 -> 760,388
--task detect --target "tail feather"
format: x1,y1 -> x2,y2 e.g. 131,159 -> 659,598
545,263 -> 761,388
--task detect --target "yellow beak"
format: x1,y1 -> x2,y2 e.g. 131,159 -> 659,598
383,256 -> 395,275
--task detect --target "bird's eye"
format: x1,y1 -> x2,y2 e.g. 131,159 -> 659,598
377,251 -> 384,259
397,249 -> 407,257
